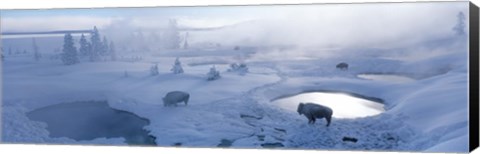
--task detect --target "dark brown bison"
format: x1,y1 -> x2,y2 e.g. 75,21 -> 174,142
297,102 -> 333,127
163,91 -> 190,107
336,62 -> 349,70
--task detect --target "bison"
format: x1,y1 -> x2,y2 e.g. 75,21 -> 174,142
163,91 -> 190,107
297,102 -> 333,127
336,62 -> 349,70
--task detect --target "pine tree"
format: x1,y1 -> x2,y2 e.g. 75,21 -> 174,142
171,57 -> 184,74
90,26 -> 102,61
453,12 -> 466,36
165,19 -> 180,49
32,38 -> 41,61
109,41 -> 117,61
61,33 -> 79,65
79,34 -> 90,57
183,32 -> 189,49
102,36 -> 109,56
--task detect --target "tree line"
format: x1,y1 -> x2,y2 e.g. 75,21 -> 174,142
61,26 -> 116,65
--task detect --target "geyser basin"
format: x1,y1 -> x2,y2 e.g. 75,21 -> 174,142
272,92 -> 384,119
27,101 -> 156,145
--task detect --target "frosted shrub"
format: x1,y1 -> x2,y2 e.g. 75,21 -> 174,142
228,63 -> 248,75
150,64 -> 159,76
171,57 -> 184,74
207,65 -> 221,81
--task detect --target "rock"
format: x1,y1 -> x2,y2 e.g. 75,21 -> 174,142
261,142 -> 284,148
342,136 -> 358,143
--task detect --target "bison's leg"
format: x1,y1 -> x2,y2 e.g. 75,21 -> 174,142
326,115 -> 332,127
308,115 -> 316,124
306,115 -> 313,124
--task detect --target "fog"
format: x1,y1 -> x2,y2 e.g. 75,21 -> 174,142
1,2 -> 468,54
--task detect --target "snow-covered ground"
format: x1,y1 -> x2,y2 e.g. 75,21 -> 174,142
1,32 -> 470,153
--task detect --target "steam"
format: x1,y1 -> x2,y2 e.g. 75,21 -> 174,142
1,2 -> 468,51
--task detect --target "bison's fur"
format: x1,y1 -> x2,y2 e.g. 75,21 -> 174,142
297,102 -> 333,127
336,62 -> 348,70
163,91 -> 190,107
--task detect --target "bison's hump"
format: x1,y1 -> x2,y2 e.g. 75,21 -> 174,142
302,103 -> 333,113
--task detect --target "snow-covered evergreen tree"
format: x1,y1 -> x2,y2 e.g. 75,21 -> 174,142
164,19 -> 180,49
453,12 -> 466,36
90,26 -> 102,61
102,36 -> 109,56
150,64 -> 159,76
109,41 -> 117,61
171,57 -> 184,74
79,34 -> 90,57
61,33 -> 79,65
207,65 -> 221,81
183,32 -> 189,49
32,38 -> 41,61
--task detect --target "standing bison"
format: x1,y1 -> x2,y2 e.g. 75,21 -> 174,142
163,91 -> 190,107
297,102 -> 333,127
336,62 -> 349,70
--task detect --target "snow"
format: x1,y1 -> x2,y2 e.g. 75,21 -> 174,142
1,21 -> 471,153
425,134 -> 469,152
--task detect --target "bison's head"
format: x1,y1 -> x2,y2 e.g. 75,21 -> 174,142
297,103 -> 304,115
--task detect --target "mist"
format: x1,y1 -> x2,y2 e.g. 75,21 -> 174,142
1,2 -> 468,58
